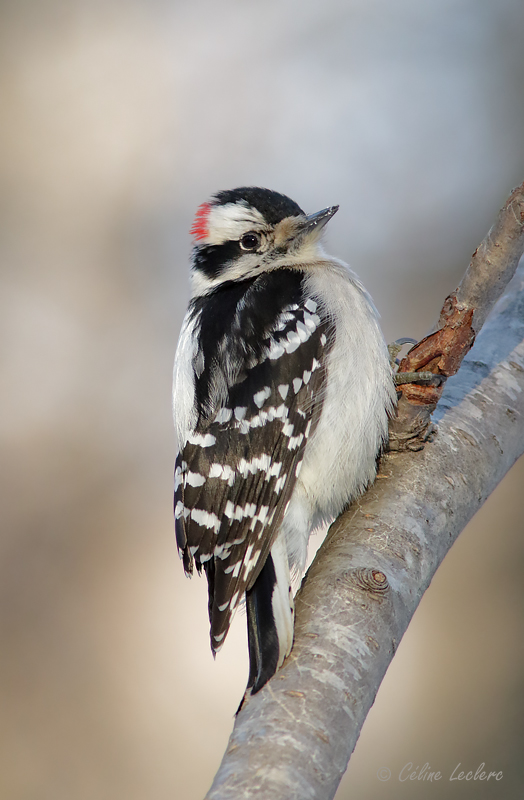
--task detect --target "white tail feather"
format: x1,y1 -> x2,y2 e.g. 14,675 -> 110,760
270,535 -> 294,667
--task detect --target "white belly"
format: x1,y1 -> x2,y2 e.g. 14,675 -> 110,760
280,259 -> 395,574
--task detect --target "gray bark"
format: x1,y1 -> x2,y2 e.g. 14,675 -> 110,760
447,183 -> 524,334
204,191 -> 524,800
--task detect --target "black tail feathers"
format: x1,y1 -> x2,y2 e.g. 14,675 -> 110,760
245,553 -> 280,696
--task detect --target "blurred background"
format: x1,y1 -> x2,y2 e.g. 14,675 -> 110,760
1,1 -> 524,798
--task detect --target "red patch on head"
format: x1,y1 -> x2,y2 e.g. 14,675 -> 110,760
190,202 -> 212,240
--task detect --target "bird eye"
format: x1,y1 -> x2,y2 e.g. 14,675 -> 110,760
239,231 -> 261,251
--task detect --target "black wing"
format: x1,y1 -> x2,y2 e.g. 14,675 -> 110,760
174,268 -> 332,652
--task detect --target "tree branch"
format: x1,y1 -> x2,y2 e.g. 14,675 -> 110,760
204,183 -> 524,800
390,181 -> 524,447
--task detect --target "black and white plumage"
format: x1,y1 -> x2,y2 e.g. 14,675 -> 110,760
173,187 -> 396,698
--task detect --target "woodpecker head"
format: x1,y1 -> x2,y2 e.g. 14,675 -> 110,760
189,187 -> 339,295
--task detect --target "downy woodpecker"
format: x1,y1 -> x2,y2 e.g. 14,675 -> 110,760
173,187 -> 396,699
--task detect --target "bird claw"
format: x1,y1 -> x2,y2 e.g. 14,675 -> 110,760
393,371 -> 446,387
388,413 -> 438,452
388,337 -> 447,406
388,337 -> 417,368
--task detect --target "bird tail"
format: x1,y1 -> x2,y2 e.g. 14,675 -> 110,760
245,535 -> 294,697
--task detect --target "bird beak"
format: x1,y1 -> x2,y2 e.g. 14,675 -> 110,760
302,205 -> 339,235
287,205 -> 339,247
277,205 -> 339,250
